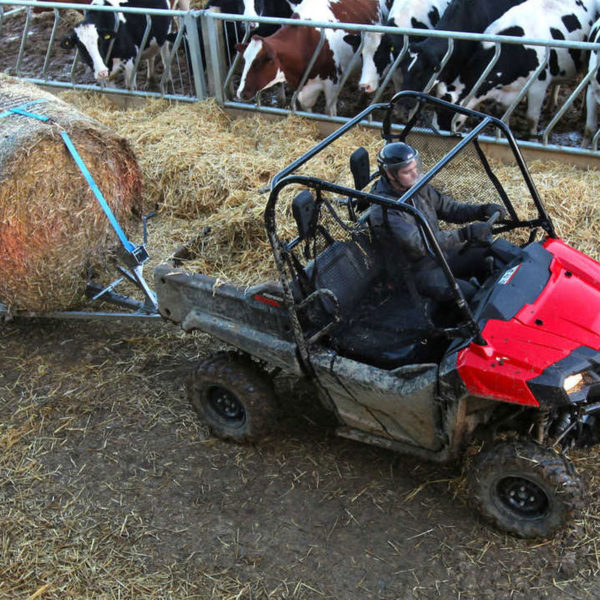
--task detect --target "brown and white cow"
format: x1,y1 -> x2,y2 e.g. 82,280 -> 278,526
235,0 -> 385,116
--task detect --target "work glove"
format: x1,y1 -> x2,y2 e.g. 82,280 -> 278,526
460,222 -> 493,244
480,203 -> 507,221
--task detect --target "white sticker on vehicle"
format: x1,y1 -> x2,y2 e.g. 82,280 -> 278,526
498,264 -> 521,285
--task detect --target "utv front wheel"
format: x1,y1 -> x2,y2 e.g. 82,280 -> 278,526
468,440 -> 583,538
187,352 -> 277,442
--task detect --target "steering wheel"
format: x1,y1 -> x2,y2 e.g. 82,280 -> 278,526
487,210 -> 502,227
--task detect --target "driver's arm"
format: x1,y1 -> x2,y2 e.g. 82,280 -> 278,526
427,186 -> 483,224
376,207 -> 465,261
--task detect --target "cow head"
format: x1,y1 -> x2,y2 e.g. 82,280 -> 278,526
362,33 -> 394,94
400,41 -> 444,94
342,32 -> 392,95
236,36 -> 286,101
60,20 -> 117,81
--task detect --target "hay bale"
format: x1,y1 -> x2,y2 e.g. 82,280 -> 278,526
0,76 -> 143,312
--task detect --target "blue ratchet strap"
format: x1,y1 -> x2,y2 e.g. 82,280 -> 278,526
59,130 -> 136,253
1,101 -> 138,256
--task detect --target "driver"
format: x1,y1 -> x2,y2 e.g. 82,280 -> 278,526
368,142 -> 506,302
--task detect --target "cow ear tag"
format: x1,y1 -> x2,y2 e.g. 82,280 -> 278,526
104,33 -> 112,39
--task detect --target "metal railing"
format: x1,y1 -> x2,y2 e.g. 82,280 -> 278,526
206,11 -> 600,156
2,0 -> 600,157
0,0 -> 205,101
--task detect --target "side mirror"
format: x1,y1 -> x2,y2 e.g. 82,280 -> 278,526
292,190 -> 316,241
350,147 -> 370,191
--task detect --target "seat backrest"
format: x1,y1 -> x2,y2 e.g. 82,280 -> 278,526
292,190 -> 317,241
350,147 -> 370,191
304,232 -> 381,317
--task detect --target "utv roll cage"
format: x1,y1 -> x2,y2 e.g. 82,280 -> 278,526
264,91 -> 557,366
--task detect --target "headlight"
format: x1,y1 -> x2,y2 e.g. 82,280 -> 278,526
563,373 -> 585,394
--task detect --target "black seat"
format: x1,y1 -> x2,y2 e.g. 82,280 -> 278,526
290,190 -> 446,369
298,235 -> 444,368
331,286 -> 446,369
303,233 -> 381,317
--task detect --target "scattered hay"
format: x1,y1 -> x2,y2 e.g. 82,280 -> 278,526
2,91 -> 600,599
2,319 -> 600,599
526,161 -> 600,258
56,92 -> 384,287
0,77 -> 143,312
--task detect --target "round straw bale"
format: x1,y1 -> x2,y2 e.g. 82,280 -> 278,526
0,76 -> 143,312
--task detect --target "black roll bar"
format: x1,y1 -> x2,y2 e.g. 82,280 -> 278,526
265,174 -> 485,346
264,91 -> 559,358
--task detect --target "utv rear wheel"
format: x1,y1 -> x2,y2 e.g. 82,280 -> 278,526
468,440 -> 583,538
187,352 -> 277,443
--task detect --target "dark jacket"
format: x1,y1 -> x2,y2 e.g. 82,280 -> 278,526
368,176 -> 483,264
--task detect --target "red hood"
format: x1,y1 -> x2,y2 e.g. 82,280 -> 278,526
457,239 -> 600,406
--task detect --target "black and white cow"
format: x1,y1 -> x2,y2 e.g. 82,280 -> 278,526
242,0 -> 299,36
439,0 -> 599,136
584,19 -> 600,145
61,0 -> 172,89
200,0 -> 297,65
400,0 -> 528,95
357,0 -> 452,93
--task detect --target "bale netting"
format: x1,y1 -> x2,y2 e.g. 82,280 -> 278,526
0,76 -> 143,312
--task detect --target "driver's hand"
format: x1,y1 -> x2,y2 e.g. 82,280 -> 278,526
460,222 -> 493,243
480,203 -> 507,220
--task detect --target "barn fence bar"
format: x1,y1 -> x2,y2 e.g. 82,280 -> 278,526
2,0 -> 600,157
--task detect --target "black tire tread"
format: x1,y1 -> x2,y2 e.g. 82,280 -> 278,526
468,440 -> 583,538
187,351 -> 277,443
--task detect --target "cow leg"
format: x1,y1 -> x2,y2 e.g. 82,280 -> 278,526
549,83 -> 560,110
323,79 -> 339,117
525,84 -> 547,139
124,58 -> 137,90
108,57 -> 122,81
160,43 -> 173,87
297,79 -> 325,113
146,55 -> 157,86
583,84 -> 598,147
583,52 -> 600,147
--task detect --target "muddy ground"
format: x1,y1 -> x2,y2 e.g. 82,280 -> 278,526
2,316 -> 600,599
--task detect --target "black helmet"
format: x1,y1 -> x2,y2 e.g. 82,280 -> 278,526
377,142 -> 419,173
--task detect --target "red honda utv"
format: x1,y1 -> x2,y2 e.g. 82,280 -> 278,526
157,92 -> 600,538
